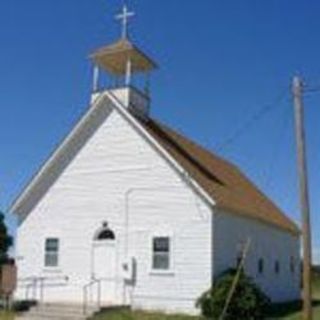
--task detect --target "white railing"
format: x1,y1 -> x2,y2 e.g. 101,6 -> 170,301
17,276 -> 69,302
83,278 -> 101,315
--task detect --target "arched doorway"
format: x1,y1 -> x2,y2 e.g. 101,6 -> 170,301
92,224 -> 117,305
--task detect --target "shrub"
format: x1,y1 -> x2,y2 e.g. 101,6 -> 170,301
196,269 -> 271,320
12,300 -> 37,312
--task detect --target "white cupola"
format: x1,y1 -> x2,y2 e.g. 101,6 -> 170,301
90,5 -> 157,119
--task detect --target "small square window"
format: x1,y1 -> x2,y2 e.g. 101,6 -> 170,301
45,238 -> 59,267
275,260 -> 280,274
152,237 -> 170,270
290,256 -> 295,273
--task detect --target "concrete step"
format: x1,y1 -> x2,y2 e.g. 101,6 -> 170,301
33,303 -> 98,314
27,311 -> 88,320
16,318 -> 87,320
16,314 -> 89,320
16,316 -> 87,320
16,303 -> 98,320
29,306 -> 99,315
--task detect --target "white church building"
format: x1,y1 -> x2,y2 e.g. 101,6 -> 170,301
11,6 -> 300,316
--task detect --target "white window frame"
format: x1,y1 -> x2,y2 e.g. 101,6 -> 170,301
44,238 -> 60,268
149,232 -> 174,275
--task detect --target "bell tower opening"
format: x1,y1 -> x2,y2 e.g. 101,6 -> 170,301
90,5 -> 157,119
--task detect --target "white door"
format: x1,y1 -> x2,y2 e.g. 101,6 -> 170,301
92,240 -> 117,305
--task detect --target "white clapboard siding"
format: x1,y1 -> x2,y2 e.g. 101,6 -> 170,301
127,188 -> 211,314
15,105 -> 212,314
213,210 -> 300,302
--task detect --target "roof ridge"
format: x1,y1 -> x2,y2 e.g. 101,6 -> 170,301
146,119 -> 224,186
151,118 -> 241,172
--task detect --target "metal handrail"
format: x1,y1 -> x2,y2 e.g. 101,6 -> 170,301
83,278 -> 101,315
18,276 -> 69,303
25,279 -> 36,300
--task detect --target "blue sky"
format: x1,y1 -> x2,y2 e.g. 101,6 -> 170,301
0,0 -> 319,263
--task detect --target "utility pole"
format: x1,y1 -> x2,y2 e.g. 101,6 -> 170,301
292,76 -> 313,320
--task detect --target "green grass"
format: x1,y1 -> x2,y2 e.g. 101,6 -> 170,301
91,301 -> 320,320
280,307 -> 320,320
267,300 -> 320,319
92,309 -> 198,320
92,281 -> 320,320
0,312 -> 14,320
91,274 -> 320,320
253,273 -> 320,319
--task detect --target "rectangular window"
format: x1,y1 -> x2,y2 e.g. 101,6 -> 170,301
275,260 -> 280,274
152,237 -> 170,270
258,258 -> 264,275
45,238 -> 59,267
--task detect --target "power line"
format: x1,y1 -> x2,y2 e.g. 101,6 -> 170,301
296,79 -> 320,94
215,88 -> 289,152
263,102 -> 292,190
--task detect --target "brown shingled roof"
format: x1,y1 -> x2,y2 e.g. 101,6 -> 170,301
91,38 -> 157,75
139,117 -> 300,236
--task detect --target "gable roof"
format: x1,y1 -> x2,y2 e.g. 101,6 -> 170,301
138,118 -> 300,236
10,91 -> 299,236
10,93 -> 213,218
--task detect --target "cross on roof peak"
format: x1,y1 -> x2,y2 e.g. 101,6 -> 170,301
115,4 -> 135,39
